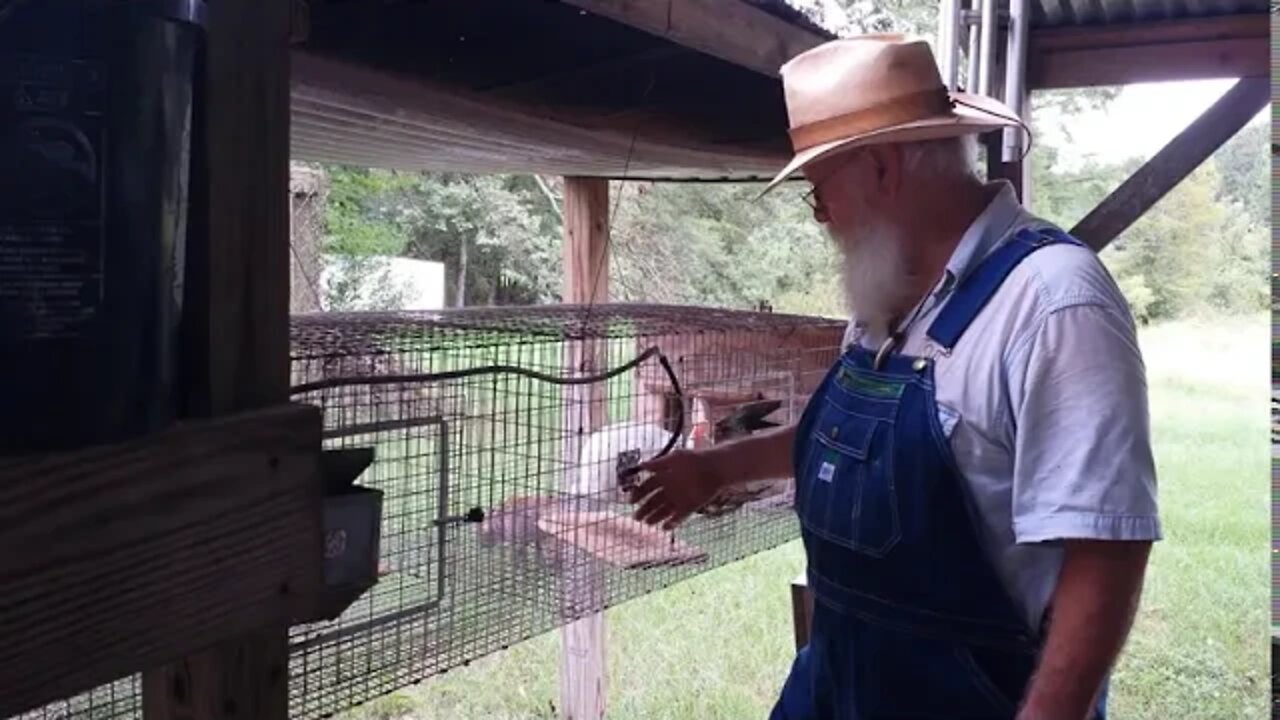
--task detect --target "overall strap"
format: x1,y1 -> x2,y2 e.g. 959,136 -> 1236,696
926,226 -> 1081,350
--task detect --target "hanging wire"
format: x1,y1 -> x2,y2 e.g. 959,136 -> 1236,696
576,68 -> 658,330
292,345 -> 686,462
952,95 -> 1036,162
563,68 -> 684,469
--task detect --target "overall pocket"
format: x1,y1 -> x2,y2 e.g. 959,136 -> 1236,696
797,407 -> 900,557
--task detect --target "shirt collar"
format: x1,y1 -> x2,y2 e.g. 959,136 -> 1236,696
938,180 -> 1027,294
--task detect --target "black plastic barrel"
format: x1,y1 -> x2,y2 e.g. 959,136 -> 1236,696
0,0 -> 206,453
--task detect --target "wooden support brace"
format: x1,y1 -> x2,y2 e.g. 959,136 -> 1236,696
559,177 -> 610,720
1070,76 -> 1269,251
0,405 -> 323,719
143,0 -> 295,719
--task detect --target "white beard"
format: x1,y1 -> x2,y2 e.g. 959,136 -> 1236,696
832,217 -> 915,344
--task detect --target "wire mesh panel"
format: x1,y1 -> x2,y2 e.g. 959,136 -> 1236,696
287,303 -> 845,719
11,677 -> 140,720
7,303 -> 845,720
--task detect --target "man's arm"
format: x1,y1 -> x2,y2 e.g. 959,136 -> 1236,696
629,423 -> 797,528
1017,540 -> 1151,720
703,421 -> 798,487
1004,292 -> 1162,719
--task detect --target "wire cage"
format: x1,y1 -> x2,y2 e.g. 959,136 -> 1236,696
12,303 -> 846,720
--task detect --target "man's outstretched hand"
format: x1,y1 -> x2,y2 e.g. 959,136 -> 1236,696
625,449 -> 726,530
627,423 -> 797,530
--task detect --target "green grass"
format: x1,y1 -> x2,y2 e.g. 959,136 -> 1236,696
341,314 -> 1269,720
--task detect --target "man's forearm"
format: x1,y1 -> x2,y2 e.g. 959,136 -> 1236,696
704,422 -> 797,489
1018,540 -> 1151,720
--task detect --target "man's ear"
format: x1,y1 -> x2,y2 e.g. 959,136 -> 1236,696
865,143 -> 904,200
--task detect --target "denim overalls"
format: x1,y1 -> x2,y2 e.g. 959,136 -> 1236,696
770,228 -> 1107,719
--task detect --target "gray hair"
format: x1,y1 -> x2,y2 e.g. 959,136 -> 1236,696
899,136 -> 979,180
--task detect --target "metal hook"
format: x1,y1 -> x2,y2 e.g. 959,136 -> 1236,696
873,334 -> 898,371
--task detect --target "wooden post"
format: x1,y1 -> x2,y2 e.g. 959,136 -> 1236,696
1071,76 -> 1268,251
289,163 -> 328,313
559,177 -> 610,720
142,0 -> 294,719
790,572 -> 814,651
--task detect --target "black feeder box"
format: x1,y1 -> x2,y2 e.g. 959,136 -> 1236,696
0,0 -> 207,453
312,448 -> 385,622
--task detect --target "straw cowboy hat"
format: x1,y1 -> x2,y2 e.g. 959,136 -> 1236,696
762,34 -> 1022,194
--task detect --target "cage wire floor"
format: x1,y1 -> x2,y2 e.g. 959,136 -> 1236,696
14,304 -> 845,720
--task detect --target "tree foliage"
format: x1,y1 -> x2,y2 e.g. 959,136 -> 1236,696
321,168 -> 562,307
305,0 -> 1262,325
1028,119 -> 1269,323
312,108 -> 1265,323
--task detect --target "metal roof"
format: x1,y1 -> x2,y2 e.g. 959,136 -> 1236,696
1028,0 -> 1270,27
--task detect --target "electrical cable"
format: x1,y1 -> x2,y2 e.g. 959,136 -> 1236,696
292,344 -> 686,461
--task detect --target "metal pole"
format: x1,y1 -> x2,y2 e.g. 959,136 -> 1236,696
1003,0 -> 1029,161
977,0 -> 998,96
937,0 -> 960,90
965,1 -> 981,92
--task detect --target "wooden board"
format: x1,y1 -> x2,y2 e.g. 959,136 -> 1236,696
0,404 -> 323,719
538,511 -> 708,569
290,52 -> 790,180
1028,15 -> 1269,89
790,572 -> 813,651
559,177 -> 611,720
144,1 -> 296,719
560,0 -> 826,78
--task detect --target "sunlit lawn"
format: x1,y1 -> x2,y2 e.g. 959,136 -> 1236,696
346,314 -> 1269,720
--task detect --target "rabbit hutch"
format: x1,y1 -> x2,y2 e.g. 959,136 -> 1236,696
284,304 -> 844,717
0,2 -> 847,720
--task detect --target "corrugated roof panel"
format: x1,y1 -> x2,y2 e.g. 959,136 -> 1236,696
1029,0 -> 1269,27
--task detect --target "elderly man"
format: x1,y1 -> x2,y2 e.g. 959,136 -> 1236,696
627,35 -> 1160,720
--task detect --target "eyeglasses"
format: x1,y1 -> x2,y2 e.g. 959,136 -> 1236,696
801,185 -> 822,213
800,167 -> 838,215
800,151 -> 859,216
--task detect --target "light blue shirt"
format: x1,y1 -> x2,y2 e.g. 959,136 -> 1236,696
844,181 -> 1162,630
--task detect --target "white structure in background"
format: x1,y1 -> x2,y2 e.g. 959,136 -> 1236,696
319,254 -> 447,311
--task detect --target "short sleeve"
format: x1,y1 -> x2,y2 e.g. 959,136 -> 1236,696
1005,302 -> 1162,545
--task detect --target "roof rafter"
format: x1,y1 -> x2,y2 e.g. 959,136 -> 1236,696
558,0 -> 828,77
1028,14 -> 1269,89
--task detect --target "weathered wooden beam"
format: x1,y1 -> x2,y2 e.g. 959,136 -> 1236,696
289,52 -> 788,180
143,0 -> 295,719
559,177 -> 610,720
558,0 -> 826,77
0,405 -> 324,719
1071,76 -> 1269,251
562,177 -> 611,308
1028,14 -> 1269,89
481,46 -> 689,95
1030,14 -> 1268,52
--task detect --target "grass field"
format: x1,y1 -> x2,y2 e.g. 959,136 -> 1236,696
345,314 -> 1270,720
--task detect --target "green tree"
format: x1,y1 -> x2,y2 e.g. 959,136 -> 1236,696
320,166 -> 563,308
608,181 -> 837,310
1100,159 -> 1268,321
324,166 -> 417,257
1213,120 -> 1268,229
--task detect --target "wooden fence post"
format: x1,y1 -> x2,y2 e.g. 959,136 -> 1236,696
559,176 -> 610,720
